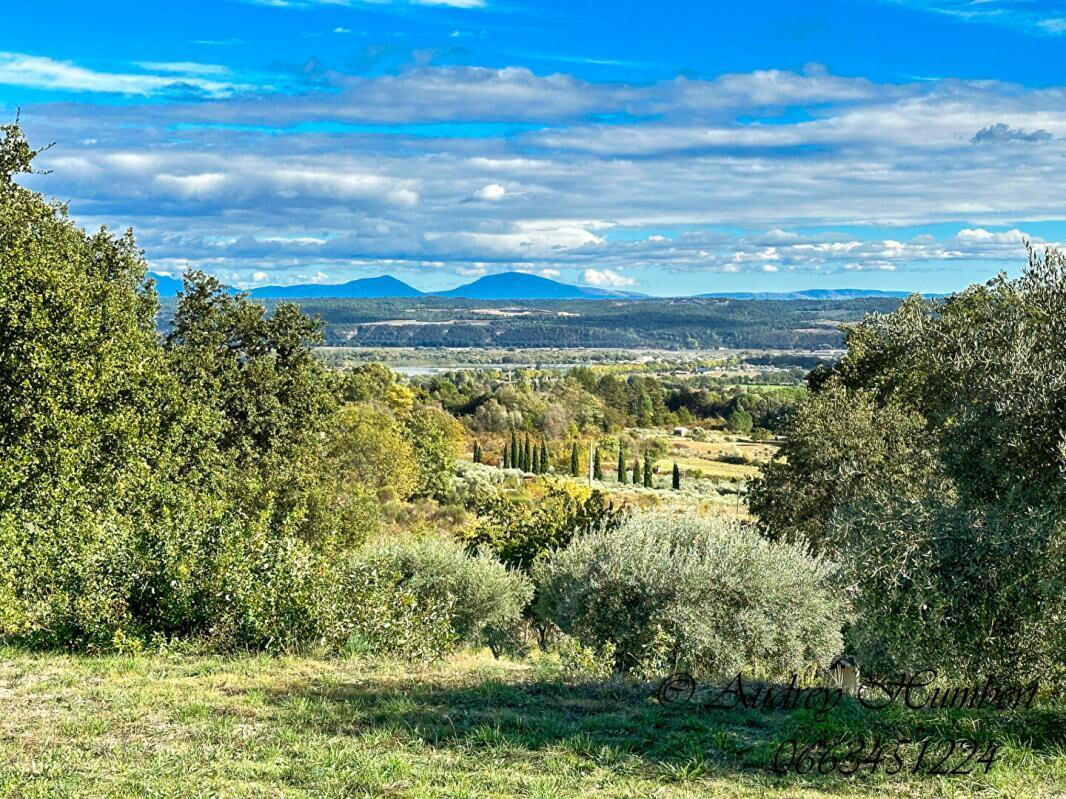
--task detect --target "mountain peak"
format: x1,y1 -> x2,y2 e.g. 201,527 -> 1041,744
432,271 -> 643,299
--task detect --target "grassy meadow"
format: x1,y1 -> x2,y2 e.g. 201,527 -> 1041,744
2,648 -> 1064,799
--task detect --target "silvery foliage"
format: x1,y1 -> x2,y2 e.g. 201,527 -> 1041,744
534,512 -> 845,680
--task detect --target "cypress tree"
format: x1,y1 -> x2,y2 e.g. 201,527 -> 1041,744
473,441 -> 481,464
511,430 -> 519,468
632,459 -> 640,484
593,447 -> 602,480
617,447 -> 625,482
503,443 -> 510,469
672,461 -> 681,490
643,456 -> 653,488
524,433 -> 532,472
570,442 -> 580,476
539,440 -> 548,473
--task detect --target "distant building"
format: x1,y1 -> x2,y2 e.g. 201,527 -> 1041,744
672,426 -> 689,437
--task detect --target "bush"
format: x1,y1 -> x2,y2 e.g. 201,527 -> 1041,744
534,512 -> 845,679
331,538 -> 533,659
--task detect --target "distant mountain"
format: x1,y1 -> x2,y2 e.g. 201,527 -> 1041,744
697,288 -> 922,300
147,273 -> 423,299
147,273 -> 185,297
431,271 -> 645,300
150,271 -> 925,302
247,275 -> 423,299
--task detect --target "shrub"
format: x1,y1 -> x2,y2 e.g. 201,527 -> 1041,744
464,479 -> 622,576
534,512 -> 845,679
332,538 -> 533,659
329,552 -> 458,661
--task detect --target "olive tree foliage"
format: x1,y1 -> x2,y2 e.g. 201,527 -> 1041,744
749,247 -> 1066,678
534,513 -> 845,679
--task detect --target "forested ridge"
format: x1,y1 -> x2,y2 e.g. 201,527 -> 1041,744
158,294 -> 902,350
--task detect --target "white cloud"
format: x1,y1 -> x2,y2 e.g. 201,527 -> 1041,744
416,0 -> 485,6
333,26 -> 352,34
582,268 -> 636,287
252,271 -> 269,282
955,228 -> 1028,244
886,1 -> 1066,36
0,51 -> 247,96
473,183 -> 506,201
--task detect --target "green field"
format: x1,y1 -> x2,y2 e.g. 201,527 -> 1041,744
2,649 -> 1063,798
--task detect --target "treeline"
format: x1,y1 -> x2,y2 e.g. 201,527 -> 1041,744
420,366 -> 801,437
211,296 -> 903,350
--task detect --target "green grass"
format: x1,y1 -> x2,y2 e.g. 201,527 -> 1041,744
0,648 -> 1063,798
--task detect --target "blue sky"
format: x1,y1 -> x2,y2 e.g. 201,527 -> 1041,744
5,0 -> 1066,295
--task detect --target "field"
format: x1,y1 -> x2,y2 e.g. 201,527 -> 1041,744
1,649 -> 1063,799
658,434 -> 776,481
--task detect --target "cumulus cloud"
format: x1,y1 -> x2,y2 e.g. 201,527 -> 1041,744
473,183 -> 506,201
582,268 -> 636,287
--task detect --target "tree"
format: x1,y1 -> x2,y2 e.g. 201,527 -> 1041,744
167,271 -> 335,479
405,406 -> 464,500
726,407 -> 754,435
643,456 -> 653,488
749,247 -> 1066,679
0,123 -> 350,649
631,459 -> 640,485
593,447 -> 603,480
617,446 -> 626,482
329,404 -> 417,498
473,441 -> 482,464
511,430 -> 519,469
570,442 -> 580,476
502,443 -> 510,469
466,481 -> 623,578
336,363 -> 413,414
672,462 -> 681,490
524,433 -> 532,472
